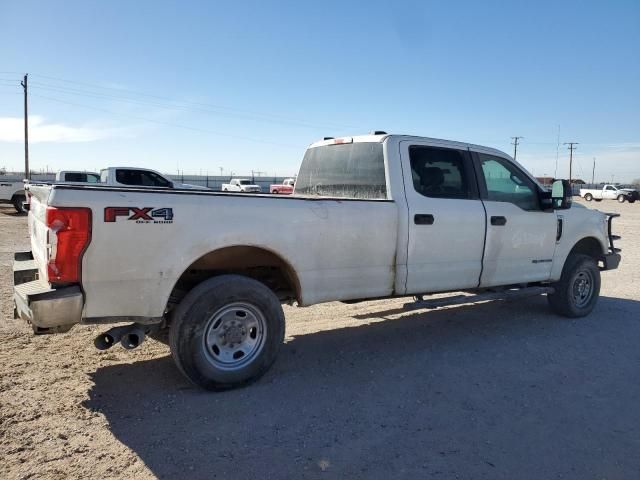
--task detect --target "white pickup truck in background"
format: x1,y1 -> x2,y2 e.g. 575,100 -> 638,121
222,178 -> 262,193
13,133 -> 621,390
0,180 -> 27,213
580,184 -> 639,203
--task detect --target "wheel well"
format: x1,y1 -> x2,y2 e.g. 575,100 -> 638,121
570,237 -> 604,260
11,191 -> 25,201
167,246 -> 300,311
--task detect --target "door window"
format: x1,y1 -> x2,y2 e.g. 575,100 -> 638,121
478,154 -> 539,210
409,146 -> 472,199
116,169 -> 172,187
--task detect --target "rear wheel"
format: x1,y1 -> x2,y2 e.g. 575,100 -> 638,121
547,253 -> 600,317
617,194 -> 626,203
12,194 -> 26,214
169,275 -> 285,390
272,190 -> 279,194
584,193 -> 593,201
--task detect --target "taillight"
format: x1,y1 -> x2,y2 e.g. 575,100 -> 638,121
46,207 -> 92,283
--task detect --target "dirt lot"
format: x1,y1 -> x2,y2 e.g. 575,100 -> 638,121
1,199 -> 639,480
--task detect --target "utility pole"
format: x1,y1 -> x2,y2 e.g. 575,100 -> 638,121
219,166 -> 223,177
591,158 -> 596,185
554,125 -> 560,178
20,74 -> 29,180
564,142 -> 578,184
511,136 -> 523,162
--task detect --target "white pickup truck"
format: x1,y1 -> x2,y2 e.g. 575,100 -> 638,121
580,184 -> 639,203
13,133 -> 621,390
222,178 -> 262,193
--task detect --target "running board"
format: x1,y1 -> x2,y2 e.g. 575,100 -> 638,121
404,286 -> 555,310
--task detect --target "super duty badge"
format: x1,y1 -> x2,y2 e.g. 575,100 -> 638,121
104,207 -> 174,224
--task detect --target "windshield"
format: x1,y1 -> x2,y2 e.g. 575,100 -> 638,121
295,143 -> 387,199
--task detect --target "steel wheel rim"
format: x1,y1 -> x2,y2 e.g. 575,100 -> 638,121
202,302 -> 267,371
572,270 -> 594,308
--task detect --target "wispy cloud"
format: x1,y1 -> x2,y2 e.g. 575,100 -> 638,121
0,115 -> 117,143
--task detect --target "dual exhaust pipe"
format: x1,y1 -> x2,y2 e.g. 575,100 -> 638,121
94,323 -> 158,351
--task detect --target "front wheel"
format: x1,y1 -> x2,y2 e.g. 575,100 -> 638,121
584,193 -> 593,201
617,195 -> 626,203
169,275 -> 285,390
547,253 -> 600,318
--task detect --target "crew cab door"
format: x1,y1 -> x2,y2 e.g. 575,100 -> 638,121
400,141 -> 486,293
472,149 -> 558,286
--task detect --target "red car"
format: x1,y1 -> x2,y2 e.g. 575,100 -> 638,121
270,178 -> 295,194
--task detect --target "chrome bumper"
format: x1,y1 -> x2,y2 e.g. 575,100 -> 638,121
13,251 -> 83,334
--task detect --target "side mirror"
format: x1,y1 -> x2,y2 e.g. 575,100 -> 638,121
551,179 -> 572,210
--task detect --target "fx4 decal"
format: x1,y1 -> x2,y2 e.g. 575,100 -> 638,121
104,207 -> 174,224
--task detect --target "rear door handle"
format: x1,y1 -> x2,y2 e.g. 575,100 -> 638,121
414,214 -> 434,225
491,216 -> 507,226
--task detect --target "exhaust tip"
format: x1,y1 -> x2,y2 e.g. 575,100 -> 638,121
121,330 -> 145,350
94,334 -> 116,350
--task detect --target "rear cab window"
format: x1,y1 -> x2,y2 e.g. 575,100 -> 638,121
295,142 -> 387,199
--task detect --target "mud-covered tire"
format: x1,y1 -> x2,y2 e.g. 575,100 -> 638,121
584,193 -> 593,201
169,275 -> 285,390
12,194 -> 26,214
547,253 -> 601,318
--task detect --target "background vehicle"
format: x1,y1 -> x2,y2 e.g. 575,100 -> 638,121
580,184 -> 638,203
0,181 -> 26,213
14,133 -> 620,390
222,178 -> 262,193
99,167 -> 210,190
270,178 -> 295,194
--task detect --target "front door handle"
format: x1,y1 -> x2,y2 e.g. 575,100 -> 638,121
414,214 -> 435,225
491,216 -> 507,226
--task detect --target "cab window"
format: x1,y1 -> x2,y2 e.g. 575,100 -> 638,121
409,146 -> 472,199
116,169 -> 172,187
478,154 -> 539,210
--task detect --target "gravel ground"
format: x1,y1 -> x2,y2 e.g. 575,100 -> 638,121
1,199 -> 639,480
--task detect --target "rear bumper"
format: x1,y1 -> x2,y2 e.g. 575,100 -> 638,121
13,251 -> 83,334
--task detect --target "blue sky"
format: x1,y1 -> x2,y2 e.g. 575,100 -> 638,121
1,0 -> 639,181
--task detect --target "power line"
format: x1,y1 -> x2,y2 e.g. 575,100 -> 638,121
28,81 -> 349,131
29,92 -> 305,149
28,73 -> 361,131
